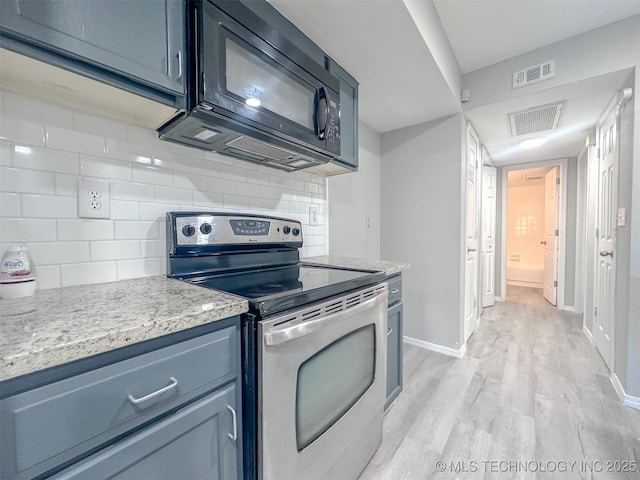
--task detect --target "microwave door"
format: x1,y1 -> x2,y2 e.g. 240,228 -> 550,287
200,2 -> 337,153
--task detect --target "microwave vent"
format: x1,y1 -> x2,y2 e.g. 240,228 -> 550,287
226,136 -> 296,161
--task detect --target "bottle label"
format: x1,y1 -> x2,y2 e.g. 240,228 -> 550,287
1,257 -> 35,283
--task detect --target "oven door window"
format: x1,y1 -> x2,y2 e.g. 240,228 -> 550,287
295,324 -> 375,451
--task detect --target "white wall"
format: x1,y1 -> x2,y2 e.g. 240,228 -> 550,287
381,113 -> 465,350
0,91 -> 328,289
328,121 -> 381,259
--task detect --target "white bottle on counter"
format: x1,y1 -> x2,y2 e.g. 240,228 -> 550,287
0,245 -> 37,299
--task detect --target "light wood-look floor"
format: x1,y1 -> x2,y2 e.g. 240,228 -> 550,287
360,286 -> 640,479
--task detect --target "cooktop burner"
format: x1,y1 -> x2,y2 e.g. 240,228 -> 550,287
186,264 -> 383,316
167,212 -> 385,317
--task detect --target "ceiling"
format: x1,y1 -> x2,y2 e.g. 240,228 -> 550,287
270,0 -> 639,164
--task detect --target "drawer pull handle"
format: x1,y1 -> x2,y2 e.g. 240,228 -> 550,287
387,328 -> 393,336
227,405 -> 238,441
128,377 -> 178,405
390,289 -> 400,294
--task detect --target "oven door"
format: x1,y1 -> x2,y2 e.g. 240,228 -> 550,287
258,284 -> 388,480
199,0 -> 340,156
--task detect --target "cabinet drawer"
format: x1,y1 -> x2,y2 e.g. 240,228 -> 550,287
0,325 -> 237,480
387,274 -> 402,306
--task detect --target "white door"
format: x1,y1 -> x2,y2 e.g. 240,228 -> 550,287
481,166 -> 497,307
594,101 -> 618,370
543,167 -> 559,305
464,126 -> 480,341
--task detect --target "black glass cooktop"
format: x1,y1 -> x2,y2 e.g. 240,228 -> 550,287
185,264 -> 385,317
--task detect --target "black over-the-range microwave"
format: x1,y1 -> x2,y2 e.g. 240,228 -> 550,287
158,0 -> 341,172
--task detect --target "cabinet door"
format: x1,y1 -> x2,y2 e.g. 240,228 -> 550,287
385,301 -> 403,410
328,59 -> 359,170
52,384 -> 242,480
0,0 -> 184,95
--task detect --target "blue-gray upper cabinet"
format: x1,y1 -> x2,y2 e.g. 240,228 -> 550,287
0,0 -> 185,106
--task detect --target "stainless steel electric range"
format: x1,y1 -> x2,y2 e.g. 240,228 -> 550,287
167,212 -> 388,480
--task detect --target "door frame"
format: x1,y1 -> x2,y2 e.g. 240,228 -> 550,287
499,158 -> 569,309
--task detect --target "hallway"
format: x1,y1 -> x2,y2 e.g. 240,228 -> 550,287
360,287 -> 640,479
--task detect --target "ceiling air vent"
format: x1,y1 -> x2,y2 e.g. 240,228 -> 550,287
508,101 -> 565,137
512,60 -> 556,89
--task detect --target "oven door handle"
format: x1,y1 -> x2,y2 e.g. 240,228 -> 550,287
263,290 -> 387,346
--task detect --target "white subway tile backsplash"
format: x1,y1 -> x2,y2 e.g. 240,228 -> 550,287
0,141 -> 11,166
36,265 -> 61,290
0,193 -> 21,217
0,116 -> 45,146
91,240 -> 140,261
115,221 -> 160,240
3,92 -> 75,129
0,166 -> 55,194
27,241 -> 90,265
0,218 -> 57,242
75,113 -> 128,140
117,257 -> 163,280
208,177 -> 235,195
106,139 -> 152,164
110,181 -> 155,202
110,200 -> 140,220
173,172 -> 208,190
139,202 -> 181,221
193,191 -> 224,208
22,195 -> 77,218
141,239 -> 166,258
46,126 -> 105,156
57,219 -> 114,241
1,93 -> 328,288
155,186 -> 192,204
133,165 -> 173,186
54,173 -> 82,196
61,261 -> 117,287
12,145 -> 80,174
81,155 -> 132,181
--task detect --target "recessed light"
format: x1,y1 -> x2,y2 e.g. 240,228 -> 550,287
246,98 -> 261,107
519,138 -> 546,149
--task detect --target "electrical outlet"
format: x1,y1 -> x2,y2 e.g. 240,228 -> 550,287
78,180 -> 110,219
309,206 -> 318,226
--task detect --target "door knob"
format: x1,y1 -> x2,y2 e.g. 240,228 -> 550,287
540,240 -> 547,245
599,250 -> 614,257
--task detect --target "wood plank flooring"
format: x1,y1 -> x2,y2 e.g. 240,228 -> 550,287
359,286 -> 640,479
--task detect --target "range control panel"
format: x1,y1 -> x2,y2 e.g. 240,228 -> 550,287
171,213 -> 302,246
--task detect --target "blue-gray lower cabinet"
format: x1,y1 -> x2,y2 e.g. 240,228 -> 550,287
385,275 -> 404,410
51,384 -> 240,480
0,0 -> 185,106
0,317 -> 242,480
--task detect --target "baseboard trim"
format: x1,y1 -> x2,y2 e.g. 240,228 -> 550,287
506,280 -> 543,288
610,372 -> 640,410
495,295 -> 505,302
561,305 -> 576,312
582,324 -> 593,343
403,336 -> 466,359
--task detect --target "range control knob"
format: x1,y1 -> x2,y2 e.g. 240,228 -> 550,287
283,226 -> 291,235
182,224 -> 196,237
292,228 -> 300,236
200,223 -> 213,235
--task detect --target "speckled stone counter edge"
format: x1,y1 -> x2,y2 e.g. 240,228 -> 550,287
302,256 -> 410,277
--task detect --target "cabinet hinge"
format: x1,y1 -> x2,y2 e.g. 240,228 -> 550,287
594,306 -> 598,317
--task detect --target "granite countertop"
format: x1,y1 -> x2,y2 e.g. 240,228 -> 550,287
0,277 -> 248,382
302,256 -> 410,277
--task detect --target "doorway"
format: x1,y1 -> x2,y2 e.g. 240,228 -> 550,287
500,159 -> 568,309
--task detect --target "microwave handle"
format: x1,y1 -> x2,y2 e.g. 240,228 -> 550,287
263,289 -> 387,346
314,86 -> 330,140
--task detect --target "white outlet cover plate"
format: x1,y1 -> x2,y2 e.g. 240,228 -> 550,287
309,206 -> 318,226
78,180 -> 110,219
